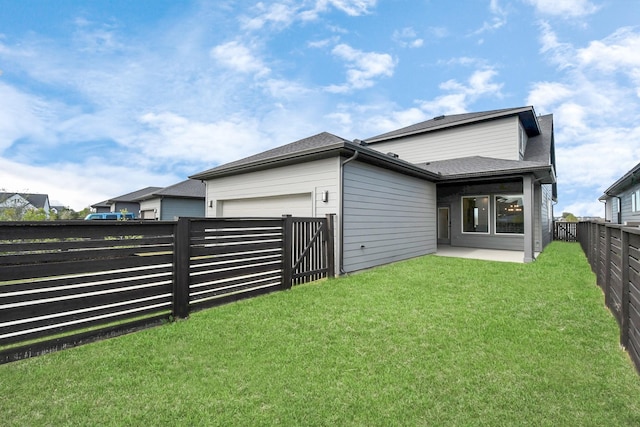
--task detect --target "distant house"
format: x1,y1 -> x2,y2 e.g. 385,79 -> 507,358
191,106 -> 557,272
599,162 -> 640,225
91,186 -> 162,217
135,179 -> 206,220
0,192 -> 51,218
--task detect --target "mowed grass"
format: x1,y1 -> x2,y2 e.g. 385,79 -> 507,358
2,242 -> 640,426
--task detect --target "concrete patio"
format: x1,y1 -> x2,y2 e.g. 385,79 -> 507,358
435,245 -> 539,263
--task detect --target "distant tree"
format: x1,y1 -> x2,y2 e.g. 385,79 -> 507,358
76,207 -> 92,219
22,208 -> 48,221
0,207 -> 20,221
562,212 -> 579,222
0,196 -> 33,220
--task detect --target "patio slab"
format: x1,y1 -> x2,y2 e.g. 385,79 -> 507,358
435,246 -> 538,263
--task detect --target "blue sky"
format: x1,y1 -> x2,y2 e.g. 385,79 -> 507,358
0,0 -> 638,215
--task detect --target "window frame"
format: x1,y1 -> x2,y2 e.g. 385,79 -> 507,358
494,194 -> 525,235
632,190 -> 640,212
461,195 -> 490,234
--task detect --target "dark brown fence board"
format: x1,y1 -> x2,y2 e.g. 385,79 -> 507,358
0,216 -> 335,363
0,254 -> 173,282
0,314 -> 168,364
577,222 -> 640,374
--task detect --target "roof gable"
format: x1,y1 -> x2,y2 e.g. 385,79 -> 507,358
0,192 -> 49,209
601,161 -> 640,197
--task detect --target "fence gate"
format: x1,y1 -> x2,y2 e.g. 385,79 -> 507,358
287,216 -> 335,286
554,221 -> 578,242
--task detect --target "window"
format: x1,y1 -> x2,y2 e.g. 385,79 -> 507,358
462,196 -> 489,233
495,195 -> 524,234
633,190 -> 640,212
519,125 -> 527,157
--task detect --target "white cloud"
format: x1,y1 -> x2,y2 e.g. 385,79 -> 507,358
524,0 -> 599,17
0,83 -> 54,151
418,68 -> 503,115
0,157 -> 178,211
210,41 -> 270,76
393,27 -> 424,48
576,27 -> 640,86
530,24 -> 640,215
471,0 -> 508,36
325,44 -> 396,92
241,0 -> 377,28
301,0 -> 377,20
136,112 -> 267,165
240,2 -> 298,31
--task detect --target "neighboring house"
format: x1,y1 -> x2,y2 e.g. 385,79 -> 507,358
91,186 -> 162,217
0,192 -> 51,218
135,179 -> 206,220
190,106 -> 557,272
599,162 -> 640,225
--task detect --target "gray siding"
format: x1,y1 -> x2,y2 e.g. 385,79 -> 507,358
112,202 -> 140,217
342,161 -> 436,272
161,198 -> 204,220
620,183 -> 640,224
369,116 -> 520,163
540,184 -> 553,248
437,181 -> 525,251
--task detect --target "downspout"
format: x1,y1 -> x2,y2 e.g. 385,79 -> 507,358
339,149 -> 359,275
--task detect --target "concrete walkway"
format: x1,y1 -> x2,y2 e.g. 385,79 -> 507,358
435,245 -> 536,263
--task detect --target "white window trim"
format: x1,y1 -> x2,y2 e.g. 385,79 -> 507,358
494,194 -> 525,235
461,195 -> 490,234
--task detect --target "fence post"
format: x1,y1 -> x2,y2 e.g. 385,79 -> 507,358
621,229 -> 630,349
325,213 -> 336,279
604,225 -> 612,307
282,215 -> 293,290
173,217 -> 191,319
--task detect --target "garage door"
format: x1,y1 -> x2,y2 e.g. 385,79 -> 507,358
220,193 -> 312,217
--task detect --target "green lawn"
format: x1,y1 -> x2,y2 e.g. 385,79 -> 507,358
2,242 -> 640,426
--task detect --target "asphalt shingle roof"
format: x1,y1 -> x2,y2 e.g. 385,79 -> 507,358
191,132 -> 350,179
421,156 -> 550,179
144,179 -> 205,199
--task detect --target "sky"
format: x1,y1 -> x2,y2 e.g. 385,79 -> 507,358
0,0 -> 638,216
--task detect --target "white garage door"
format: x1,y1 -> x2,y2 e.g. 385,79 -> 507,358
220,193 -> 312,217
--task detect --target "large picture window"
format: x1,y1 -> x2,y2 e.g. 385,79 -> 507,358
495,195 -> 524,234
462,196 -> 489,233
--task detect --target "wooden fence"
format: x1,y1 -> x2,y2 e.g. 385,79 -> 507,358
554,221 -> 578,242
577,221 -> 640,373
0,215 -> 335,363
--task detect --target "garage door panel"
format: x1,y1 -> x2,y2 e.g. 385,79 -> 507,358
220,194 -> 312,217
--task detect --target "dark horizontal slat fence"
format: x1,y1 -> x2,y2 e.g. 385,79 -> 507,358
577,221 -> 640,373
554,221 -> 578,242
1,215 -> 335,363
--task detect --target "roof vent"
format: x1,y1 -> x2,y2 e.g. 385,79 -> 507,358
433,115 -> 445,120
387,152 -> 399,158
353,138 -> 367,146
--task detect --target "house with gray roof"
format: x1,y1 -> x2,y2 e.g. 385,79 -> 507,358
135,179 -> 205,220
0,192 -> 51,218
91,186 -> 162,217
599,162 -> 640,225
191,106 -> 557,272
